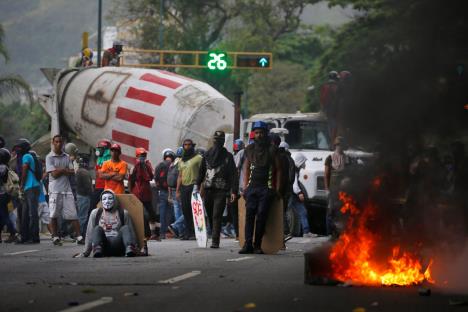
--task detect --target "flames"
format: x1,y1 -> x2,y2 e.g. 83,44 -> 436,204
329,192 -> 434,286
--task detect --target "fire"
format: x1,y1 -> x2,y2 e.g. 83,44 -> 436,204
329,192 -> 434,286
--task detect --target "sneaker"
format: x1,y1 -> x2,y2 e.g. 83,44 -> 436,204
167,225 -> 179,238
93,245 -> 103,258
149,234 -> 160,241
125,245 -> 136,257
303,232 -> 317,238
4,234 -> 18,244
239,244 -> 254,254
52,236 -> 62,246
283,233 -> 293,242
253,247 -> 264,254
76,236 -> 85,245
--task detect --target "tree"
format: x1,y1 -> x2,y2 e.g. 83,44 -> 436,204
247,61 -> 309,114
307,0 -> 468,147
0,23 -> 33,106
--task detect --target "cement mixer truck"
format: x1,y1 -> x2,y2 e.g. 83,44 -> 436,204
38,67 -> 234,166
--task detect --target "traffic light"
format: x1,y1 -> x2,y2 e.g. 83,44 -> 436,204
236,54 -> 271,69
207,51 -> 229,71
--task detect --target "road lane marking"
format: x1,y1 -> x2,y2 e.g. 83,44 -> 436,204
57,297 -> 113,312
226,256 -> 254,262
3,249 -> 39,256
158,271 -> 201,284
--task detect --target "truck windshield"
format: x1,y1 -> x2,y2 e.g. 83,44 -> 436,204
284,120 -> 330,150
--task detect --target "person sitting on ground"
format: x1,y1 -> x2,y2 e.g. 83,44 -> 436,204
78,189 -> 137,258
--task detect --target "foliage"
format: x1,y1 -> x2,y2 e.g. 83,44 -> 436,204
247,61 -> 309,114
0,101 -> 49,147
307,0 -> 468,145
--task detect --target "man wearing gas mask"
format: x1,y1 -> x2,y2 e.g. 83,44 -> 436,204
78,189 -> 137,257
195,131 -> 238,248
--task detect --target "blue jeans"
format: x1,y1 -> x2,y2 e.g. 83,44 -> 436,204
158,189 -> 169,237
0,193 -> 16,235
170,188 -> 185,236
76,194 -> 90,237
21,187 -> 40,242
289,195 -> 310,234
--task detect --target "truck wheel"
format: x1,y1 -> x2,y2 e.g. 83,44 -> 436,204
286,205 -> 302,237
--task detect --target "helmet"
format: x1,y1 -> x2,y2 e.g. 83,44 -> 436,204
213,131 -> 225,140
97,139 -> 111,149
196,147 -> 206,157
233,139 -> 244,151
110,143 -> 121,153
13,138 -> 31,154
279,142 -> 289,151
113,40 -> 123,47
64,143 -> 78,156
252,121 -> 268,131
339,70 -> 351,80
162,148 -> 175,160
0,148 -> 11,164
176,146 -> 183,158
82,48 -> 93,59
328,71 -> 339,81
294,153 -> 307,168
135,147 -> 147,157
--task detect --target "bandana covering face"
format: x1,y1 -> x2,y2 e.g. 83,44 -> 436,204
97,148 -> 111,166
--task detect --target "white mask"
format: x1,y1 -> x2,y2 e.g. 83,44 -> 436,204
101,193 -> 115,210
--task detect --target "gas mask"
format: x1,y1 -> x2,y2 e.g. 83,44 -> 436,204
95,147 -> 104,157
101,191 -> 115,211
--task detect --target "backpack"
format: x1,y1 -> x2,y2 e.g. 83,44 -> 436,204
94,207 -> 125,227
167,162 -> 179,188
6,169 -> 20,197
28,152 -> 43,182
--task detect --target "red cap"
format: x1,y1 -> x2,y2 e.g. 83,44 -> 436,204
135,147 -> 147,157
110,143 -> 121,153
97,139 -> 111,149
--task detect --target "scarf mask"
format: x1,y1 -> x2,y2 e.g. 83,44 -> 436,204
206,139 -> 225,168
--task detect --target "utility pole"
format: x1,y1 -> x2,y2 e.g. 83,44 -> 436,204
159,0 -> 164,49
97,0 -> 102,67
233,91 -> 243,140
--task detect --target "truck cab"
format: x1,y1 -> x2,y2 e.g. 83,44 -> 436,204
242,112 -> 332,235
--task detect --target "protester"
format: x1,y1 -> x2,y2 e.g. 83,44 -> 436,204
227,139 -> 245,240
102,41 -> 123,66
78,189 -> 137,257
154,148 -> 175,239
239,121 -> 282,254
46,135 -> 84,245
75,48 -> 94,67
100,144 -> 127,194
290,153 -> 315,238
324,136 -> 351,237
167,147 -> 185,238
176,139 -> 202,240
75,157 -> 93,237
129,148 -> 157,240
13,139 -> 41,244
93,139 -> 111,211
196,131 -> 238,248
0,147 -> 18,243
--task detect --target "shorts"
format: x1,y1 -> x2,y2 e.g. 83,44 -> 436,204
49,193 -> 78,220
38,201 -> 50,224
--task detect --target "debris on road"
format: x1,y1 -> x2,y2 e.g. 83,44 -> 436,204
124,292 -> 138,297
244,302 -> 256,309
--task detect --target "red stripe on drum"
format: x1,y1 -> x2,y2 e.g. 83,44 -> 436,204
126,86 -> 166,106
140,73 -> 182,89
158,70 -> 194,81
120,154 -> 136,165
116,107 -> 154,128
112,129 -> 149,150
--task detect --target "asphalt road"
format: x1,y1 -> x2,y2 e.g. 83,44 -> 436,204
0,236 -> 466,312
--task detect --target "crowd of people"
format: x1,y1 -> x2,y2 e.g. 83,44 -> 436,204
0,120 -> 319,257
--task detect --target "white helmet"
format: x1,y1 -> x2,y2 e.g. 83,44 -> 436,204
162,148 -> 175,160
64,143 -> 78,156
294,152 -> 307,168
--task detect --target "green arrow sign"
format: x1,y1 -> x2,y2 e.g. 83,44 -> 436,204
259,57 -> 268,67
